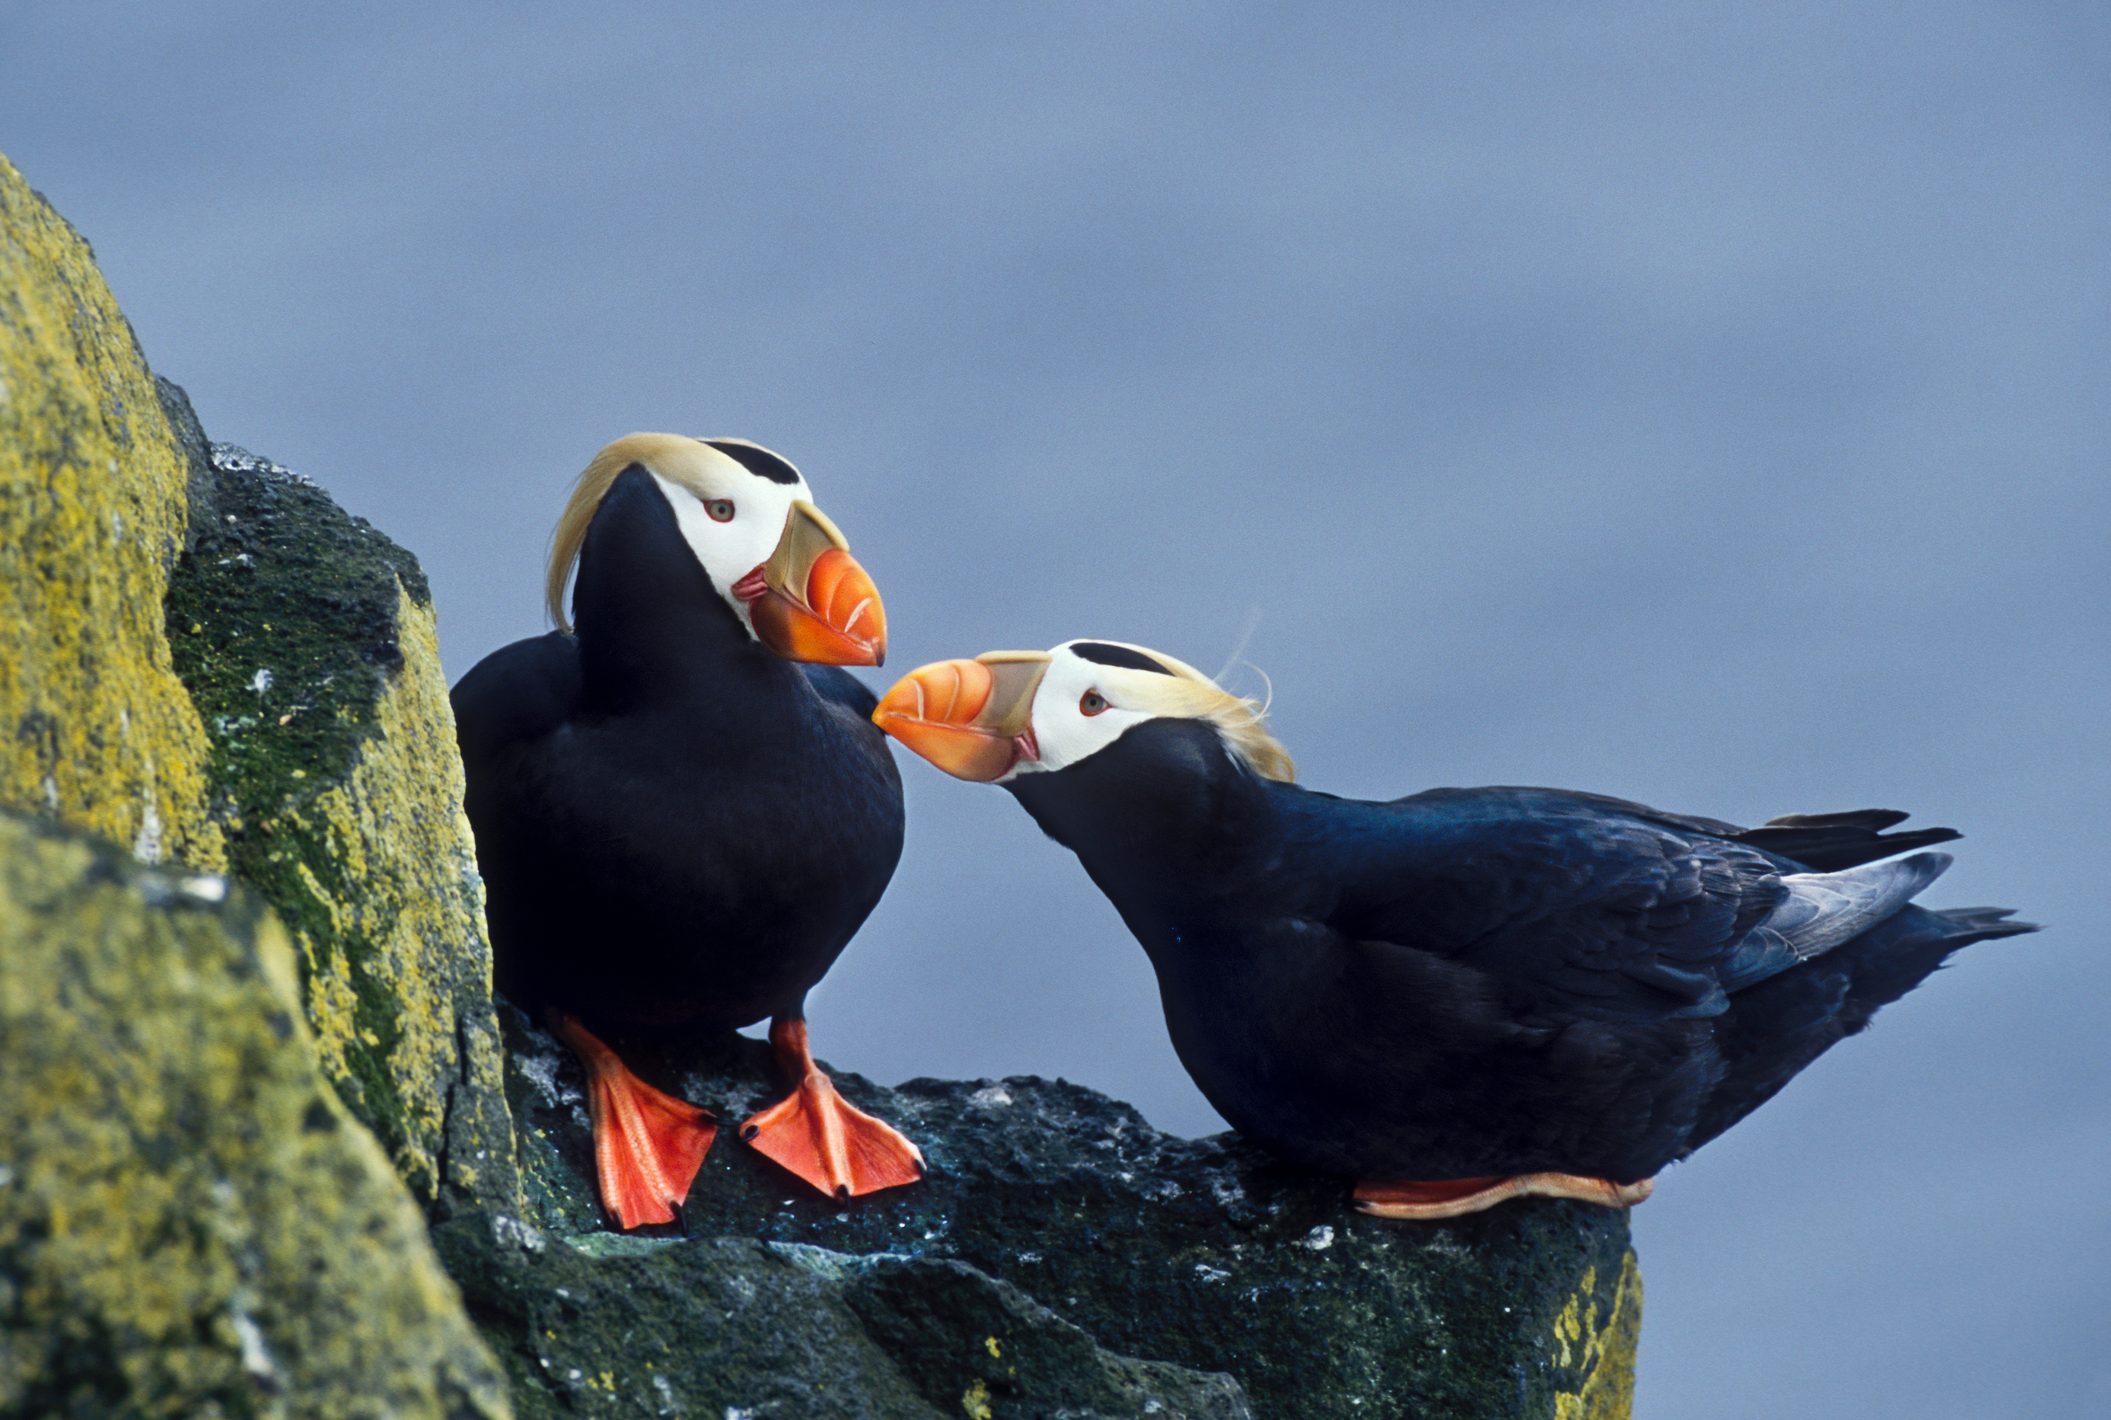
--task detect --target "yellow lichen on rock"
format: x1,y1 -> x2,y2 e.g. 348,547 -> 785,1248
280,587 -> 514,1202
0,151 -> 223,870
1550,1250 -> 1643,1420
0,810 -> 509,1418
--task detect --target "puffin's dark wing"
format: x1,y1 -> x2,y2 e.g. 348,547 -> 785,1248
1727,809 -> 1961,871
1322,789 -> 1948,1023
1521,790 -> 1963,871
801,664 -> 880,719
451,631 -> 582,766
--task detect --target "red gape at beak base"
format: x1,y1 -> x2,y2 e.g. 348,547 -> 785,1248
871,654 -> 1049,780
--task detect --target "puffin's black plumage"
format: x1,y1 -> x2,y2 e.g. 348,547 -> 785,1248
453,466 -> 904,1034
451,448 -> 923,1226
1002,717 -> 2031,1185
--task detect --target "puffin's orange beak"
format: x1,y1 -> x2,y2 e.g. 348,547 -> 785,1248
735,500 -> 886,666
872,652 -> 1051,781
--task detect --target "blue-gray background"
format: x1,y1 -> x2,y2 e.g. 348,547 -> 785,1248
8,4 -> 2105,1414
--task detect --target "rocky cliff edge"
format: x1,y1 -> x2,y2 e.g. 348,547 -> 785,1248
0,148 -> 1639,1419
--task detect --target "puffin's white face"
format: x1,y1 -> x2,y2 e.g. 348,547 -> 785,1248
549,433 -> 886,666
1006,641 -> 1185,778
871,639 -> 1294,784
647,439 -> 814,629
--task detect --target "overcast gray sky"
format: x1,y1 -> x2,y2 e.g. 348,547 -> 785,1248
7,4 -> 2107,1414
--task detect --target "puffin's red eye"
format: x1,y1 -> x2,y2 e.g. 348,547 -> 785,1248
704,498 -> 735,523
1080,690 -> 1109,716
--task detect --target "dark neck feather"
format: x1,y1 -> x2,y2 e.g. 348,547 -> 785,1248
570,464 -> 798,718
1006,719 -> 1275,940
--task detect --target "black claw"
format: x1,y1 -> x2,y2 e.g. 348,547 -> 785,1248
835,1184 -> 852,1203
670,1201 -> 691,1238
740,1124 -> 760,1142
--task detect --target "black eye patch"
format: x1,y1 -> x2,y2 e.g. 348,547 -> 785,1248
1071,642 -> 1175,675
704,440 -> 801,485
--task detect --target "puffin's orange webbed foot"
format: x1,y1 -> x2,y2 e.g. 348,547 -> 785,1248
1354,1172 -> 1653,1220
741,1017 -> 926,1200
550,1011 -> 718,1230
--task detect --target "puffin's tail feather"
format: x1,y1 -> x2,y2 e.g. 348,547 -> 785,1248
1933,905 -> 2041,942
1820,900 -> 2036,1014
1735,809 -> 1962,871
1690,899 -> 2036,1153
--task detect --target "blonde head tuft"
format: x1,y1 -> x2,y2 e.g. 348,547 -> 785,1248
543,434 -> 801,631
1087,641 -> 1296,783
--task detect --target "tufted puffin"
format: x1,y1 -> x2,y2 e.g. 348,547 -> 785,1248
452,434 -> 921,1229
873,639 -> 2034,1219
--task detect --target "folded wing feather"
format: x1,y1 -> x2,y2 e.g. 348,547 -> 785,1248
1719,850 -> 1953,991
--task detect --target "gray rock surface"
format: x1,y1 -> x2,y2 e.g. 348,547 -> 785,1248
435,1010 -> 1640,1419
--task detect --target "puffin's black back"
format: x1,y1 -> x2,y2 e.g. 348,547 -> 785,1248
452,466 -> 904,1034
1005,719 -> 2031,1181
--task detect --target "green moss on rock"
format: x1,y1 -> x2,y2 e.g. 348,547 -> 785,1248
834,1249 -> 1252,1418
0,810 -> 509,1419
164,445 -> 518,1216
0,150 -> 223,869
433,1218 -> 1250,1419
